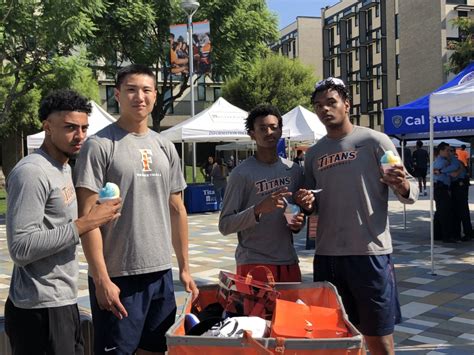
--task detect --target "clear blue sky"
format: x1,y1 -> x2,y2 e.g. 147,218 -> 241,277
266,0 -> 340,29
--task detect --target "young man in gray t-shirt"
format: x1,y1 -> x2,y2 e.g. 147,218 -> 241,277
295,78 -> 418,355
219,104 -> 305,282
5,90 -> 121,355
75,64 -> 198,355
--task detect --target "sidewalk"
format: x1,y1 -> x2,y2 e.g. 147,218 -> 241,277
0,191 -> 473,354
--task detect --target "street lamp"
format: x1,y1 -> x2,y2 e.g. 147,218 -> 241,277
180,0 -> 199,182
180,0 -> 199,118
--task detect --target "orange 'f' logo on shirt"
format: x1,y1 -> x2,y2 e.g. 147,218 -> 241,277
139,149 -> 153,172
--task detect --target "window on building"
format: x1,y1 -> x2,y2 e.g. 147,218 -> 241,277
376,66 -> 381,89
367,9 -> 372,31
395,14 -> 399,39
446,0 -> 467,4
355,12 -> 358,27
337,56 -> 340,67
330,27 -> 335,47
396,54 -> 400,79
376,38 -> 380,53
458,10 -> 468,17
106,86 -> 119,114
367,45 -> 373,68
347,52 -> 353,73
213,87 -> 221,101
331,59 -> 336,75
197,76 -> 206,101
347,19 -> 352,39
375,4 -> 379,17
293,40 -> 297,57
337,22 -> 340,35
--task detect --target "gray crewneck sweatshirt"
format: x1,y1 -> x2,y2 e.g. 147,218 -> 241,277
6,149 -> 79,308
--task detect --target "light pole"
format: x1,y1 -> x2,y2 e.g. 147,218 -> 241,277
180,0 -> 199,182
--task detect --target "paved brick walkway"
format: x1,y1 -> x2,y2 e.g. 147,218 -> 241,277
0,190 -> 473,354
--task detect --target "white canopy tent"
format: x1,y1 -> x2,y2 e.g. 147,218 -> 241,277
160,97 -> 249,142
428,78 -> 474,274
27,101 -> 117,152
281,105 -> 327,142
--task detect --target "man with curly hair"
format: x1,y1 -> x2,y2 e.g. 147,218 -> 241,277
219,104 -> 305,282
5,89 -> 121,355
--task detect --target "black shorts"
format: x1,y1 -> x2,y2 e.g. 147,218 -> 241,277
313,255 -> 401,336
4,298 -> 83,355
89,269 -> 177,354
414,167 -> 427,178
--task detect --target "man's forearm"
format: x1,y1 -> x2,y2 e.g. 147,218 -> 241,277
80,228 -> 110,283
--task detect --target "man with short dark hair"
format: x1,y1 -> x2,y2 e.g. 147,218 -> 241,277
295,77 -> 418,355
75,64 -> 198,355
5,89 -> 121,355
219,104 -> 305,282
412,140 -> 429,196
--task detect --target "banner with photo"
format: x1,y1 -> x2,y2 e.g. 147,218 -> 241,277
169,20 -> 211,77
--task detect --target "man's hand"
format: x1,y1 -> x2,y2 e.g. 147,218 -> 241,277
288,212 -> 305,232
254,188 -> 292,216
380,165 -> 410,197
94,278 -> 128,320
294,189 -> 316,213
180,270 -> 199,301
75,198 -> 121,235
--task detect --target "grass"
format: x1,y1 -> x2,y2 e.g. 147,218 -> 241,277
0,186 -> 6,216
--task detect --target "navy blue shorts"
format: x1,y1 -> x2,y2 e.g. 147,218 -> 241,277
89,269 -> 177,354
313,255 -> 401,336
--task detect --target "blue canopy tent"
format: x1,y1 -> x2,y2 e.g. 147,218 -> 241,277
384,62 -> 474,275
384,62 -> 474,140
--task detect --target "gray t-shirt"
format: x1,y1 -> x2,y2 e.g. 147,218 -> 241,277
6,149 -> 80,308
304,126 -> 419,256
219,156 -> 304,265
74,123 -> 186,277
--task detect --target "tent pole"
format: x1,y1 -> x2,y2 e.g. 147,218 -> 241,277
181,141 -> 185,180
192,142 -> 196,183
401,139 -> 407,230
429,116 -> 435,275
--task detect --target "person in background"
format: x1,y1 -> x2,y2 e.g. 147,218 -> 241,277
200,155 -> 215,182
210,157 -> 229,209
295,77 -> 418,355
75,64 -> 198,355
219,104 -> 305,282
412,140 -> 429,196
5,89 -> 121,355
292,149 -> 305,167
456,144 -> 469,170
433,142 -> 461,244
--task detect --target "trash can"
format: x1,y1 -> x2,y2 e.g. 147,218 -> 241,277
184,183 -> 218,213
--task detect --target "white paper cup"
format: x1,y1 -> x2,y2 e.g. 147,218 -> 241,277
284,212 -> 297,224
382,163 -> 402,174
98,196 -> 119,204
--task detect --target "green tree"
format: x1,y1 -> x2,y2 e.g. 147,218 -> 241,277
87,0 -> 278,131
447,17 -> 474,74
0,0 -> 105,126
0,0 -> 105,175
222,54 -> 316,113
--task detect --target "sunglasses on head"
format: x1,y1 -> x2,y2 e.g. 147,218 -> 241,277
315,77 -> 346,89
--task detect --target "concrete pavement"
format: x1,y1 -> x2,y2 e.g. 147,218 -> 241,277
0,189 -> 473,354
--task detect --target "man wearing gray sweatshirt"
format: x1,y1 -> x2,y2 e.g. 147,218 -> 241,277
219,104 -> 305,282
5,90 -> 121,355
295,78 -> 418,355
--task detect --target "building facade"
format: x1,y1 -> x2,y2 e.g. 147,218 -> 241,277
271,17 -> 324,80
322,0 -> 474,131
